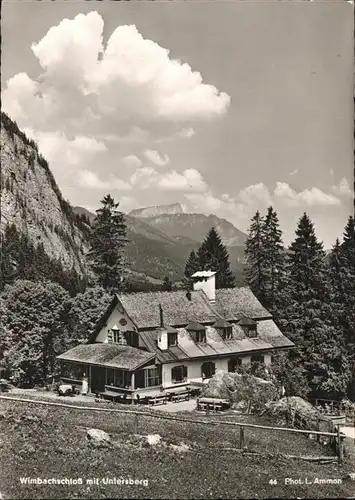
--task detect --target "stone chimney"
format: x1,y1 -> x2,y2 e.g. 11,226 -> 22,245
159,303 -> 164,327
191,270 -> 216,303
157,304 -> 168,350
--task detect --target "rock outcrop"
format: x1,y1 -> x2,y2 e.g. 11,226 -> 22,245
262,396 -> 326,430
202,370 -> 278,412
1,112 -> 89,274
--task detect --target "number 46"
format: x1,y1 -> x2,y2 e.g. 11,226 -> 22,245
269,479 -> 278,485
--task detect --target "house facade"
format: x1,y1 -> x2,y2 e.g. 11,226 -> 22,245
57,271 -> 294,400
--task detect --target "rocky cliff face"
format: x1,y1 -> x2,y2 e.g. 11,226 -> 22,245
129,202 -> 185,218
1,113 -> 89,274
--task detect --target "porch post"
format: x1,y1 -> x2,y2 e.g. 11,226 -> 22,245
131,371 -> 135,405
131,371 -> 135,390
88,365 -> 91,393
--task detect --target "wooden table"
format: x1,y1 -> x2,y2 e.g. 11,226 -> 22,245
196,397 -> 231,412
148,394 -> 168,406
171,391 -> 190,403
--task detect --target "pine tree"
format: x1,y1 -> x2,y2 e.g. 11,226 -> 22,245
162,275 -> 173,292
338,216 -> 355,399
342,216 -> 355,266
282,213 -> 347,398
261,207 -> 286,316
183,249 -> 200,289
244,211 -> 265,302
88,194 -> 128,294
197,227 -> 235,288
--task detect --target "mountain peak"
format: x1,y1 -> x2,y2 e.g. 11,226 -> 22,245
129,203 -> 185,218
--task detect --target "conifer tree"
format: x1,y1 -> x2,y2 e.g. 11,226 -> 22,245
282,213 -> 347,398
261,207 -> 286,316
88,194 -> 128,294
197,227 -> 235,288
244,211 -> 265,302
338,216 -> 355,399
183,250 -> 200,290
342,215 -> 355,266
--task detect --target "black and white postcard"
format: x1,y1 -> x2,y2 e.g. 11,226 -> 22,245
0,1 -> 354,499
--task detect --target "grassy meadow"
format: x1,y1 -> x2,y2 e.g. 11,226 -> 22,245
0,397 -> 354,499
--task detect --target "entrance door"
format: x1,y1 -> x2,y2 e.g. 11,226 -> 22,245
90,366 -> 106,394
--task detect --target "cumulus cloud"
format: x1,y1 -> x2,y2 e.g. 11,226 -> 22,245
78,170 -> 132,191
183,180 -> 344,235
157,169 -> 208,192
23,128 -> 106,167
274,182 -> 340,207
144,149 -> 170,167
129,166 -> 157,189
3,11 -> 230,134
2,11 -> 230,204
238,183 -> 273,207
331,177 -> 352,198
129,166 -> 208,193
179,128 -> 196,138
122,155 -> 143,168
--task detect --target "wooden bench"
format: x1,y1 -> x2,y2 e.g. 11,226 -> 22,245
100,391 -> 124,403
172,392 -> 190,403
149,395 -> 167,406
196,398 -> 230,413
197,401 -> 223,412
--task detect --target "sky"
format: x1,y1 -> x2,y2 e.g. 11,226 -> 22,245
2,0 -> 354,248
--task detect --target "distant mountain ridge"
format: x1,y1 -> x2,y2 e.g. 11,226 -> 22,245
1,113 -> 246,292
75,204 -> 247,285
133,212 -> 247,247
129,202 -> 185,218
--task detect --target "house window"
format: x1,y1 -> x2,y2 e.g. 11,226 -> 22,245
106,368 -> 132,388
251,354 -> 264,364
222,326 -> 233,340
124,331 -> 139,347
171,365 -> 188,383
61,362 -> 85,381
247,326 -> 257,338
201,361 -> 215,379
228,358 -> 242,372
107,328 -> 122,344
240,325 -> 257,338
168,332 -> 178,347
145,367 -> 161,387
195,330 -> 206,343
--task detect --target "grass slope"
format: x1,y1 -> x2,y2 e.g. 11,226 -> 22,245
0,398 -> 353,499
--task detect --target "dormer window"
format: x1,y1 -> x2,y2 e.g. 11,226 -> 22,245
167,326 -> 178,347
195,330 -> 206,343
107,326 -> 138,346
213,319 -> 233,340
124,331 -> 139,348
238,317 -> 257,338
108,325 -> 121,343
186,321 -> 206,343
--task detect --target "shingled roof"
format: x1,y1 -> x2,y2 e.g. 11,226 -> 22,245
57,343 -> 155,371
213,318 -> 232,329
215,288 -> 272,321
140,319 -> 294,363
118,290 -> 219,329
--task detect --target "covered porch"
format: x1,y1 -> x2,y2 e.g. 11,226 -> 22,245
57,343 -> 163,402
